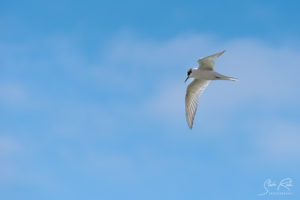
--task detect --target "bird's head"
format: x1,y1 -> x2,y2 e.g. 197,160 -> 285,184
185,68 -> 193,82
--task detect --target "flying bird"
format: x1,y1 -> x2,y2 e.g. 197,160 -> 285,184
185,50 -> 237,129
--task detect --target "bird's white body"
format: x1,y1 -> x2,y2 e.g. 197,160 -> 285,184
185,50 -> 237,129
190,68 -> 236,81
190,69 -> 217,80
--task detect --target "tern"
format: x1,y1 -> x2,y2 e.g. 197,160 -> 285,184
185,50 -> 237,129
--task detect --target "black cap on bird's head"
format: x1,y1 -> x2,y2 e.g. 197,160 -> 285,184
185,68 -> 192,82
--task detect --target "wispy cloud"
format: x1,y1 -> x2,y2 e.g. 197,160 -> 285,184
127,37 -> 300,121
0,82 -> 28,108
257,121 -> 300,163
1,31 -> 300,189
103,33 -> 300,164
0,134 -> 21,182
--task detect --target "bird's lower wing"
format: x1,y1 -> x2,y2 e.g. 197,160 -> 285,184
185,79 -> 210,129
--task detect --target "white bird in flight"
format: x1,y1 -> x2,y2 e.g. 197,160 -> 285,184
185,50 -> 237,129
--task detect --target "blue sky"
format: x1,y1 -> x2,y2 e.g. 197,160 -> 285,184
1,0 -> 300,200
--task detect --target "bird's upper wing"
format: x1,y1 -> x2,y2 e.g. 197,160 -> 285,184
197,50 -> 225,70
185,79 -> 210,129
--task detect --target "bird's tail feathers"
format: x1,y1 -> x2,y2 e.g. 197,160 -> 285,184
216,74 -> 238,81
226,76 -> 238,81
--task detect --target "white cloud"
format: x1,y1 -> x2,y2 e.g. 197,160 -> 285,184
0,135 -> 20,158
103,33 -> 220,71
1,31 -> 300,171
257,121 -> 300,162
90,33 -> 300,124
0,135 -> 21,182
118,35 -> 300,121
0,82 -> 28,108
144,80 -> 185,120
102,33 -> 300,163
0,134 -> 59,189
84,153 -> 136,181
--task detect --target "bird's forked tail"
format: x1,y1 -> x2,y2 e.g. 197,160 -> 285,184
224,76 -> 238,81
215,73 -> 238,81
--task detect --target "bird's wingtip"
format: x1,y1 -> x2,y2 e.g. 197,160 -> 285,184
216,50 -> 226,57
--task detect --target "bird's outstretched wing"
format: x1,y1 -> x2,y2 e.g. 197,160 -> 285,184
197,50 -> 225,70
185,79 -> 210,129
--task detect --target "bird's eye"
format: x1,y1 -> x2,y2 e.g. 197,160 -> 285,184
187,69 -> 192,76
